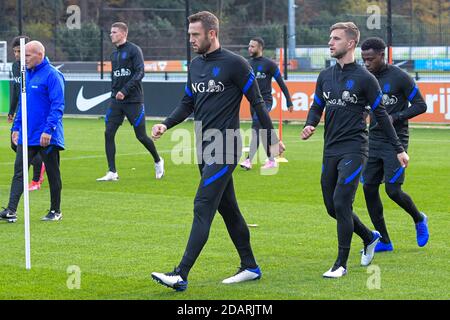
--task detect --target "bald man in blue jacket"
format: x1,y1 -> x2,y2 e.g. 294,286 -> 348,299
0,41 -> 65,223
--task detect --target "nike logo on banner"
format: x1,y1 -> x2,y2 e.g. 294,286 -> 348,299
76,86 -> 111,111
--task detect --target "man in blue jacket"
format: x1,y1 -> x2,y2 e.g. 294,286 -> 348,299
0,41 -> 65,223
8,35 -> 46,192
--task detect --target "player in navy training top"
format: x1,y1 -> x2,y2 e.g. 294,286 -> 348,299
150,11 -> 284,291
96,22 -> 164,182
302,22 -> 409,278
360,37 -> 429,252
240,37 -> 293,170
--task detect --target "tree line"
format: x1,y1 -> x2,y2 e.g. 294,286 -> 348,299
0,0 -> 448,61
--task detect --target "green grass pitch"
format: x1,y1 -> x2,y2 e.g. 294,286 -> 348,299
0,117 -> 448,300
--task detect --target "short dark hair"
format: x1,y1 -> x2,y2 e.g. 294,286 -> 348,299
111,22 -> 128,33
361,37 -> 387,53
330,22 -> 360,46
12,35 -> 30,48
188,11 -> 219,36
251,37 -> 265,49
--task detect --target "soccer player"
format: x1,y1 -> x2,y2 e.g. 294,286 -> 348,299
240,37 -> 293,170
150,11 -> 284,291
96,22 -> 164,181
8,35 -> 46,191
0,41 -> 65,223
361,37 -> 429,252
301,22 -> 409,278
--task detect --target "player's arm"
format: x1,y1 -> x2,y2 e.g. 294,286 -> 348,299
391,73 -> 427,122
11,94 -> 22,145
366,75 -> 409,167
42,72 -> 65,147
119,46 -> 145,98
152,77 -> 195,140
234,58 -> 284,155
302,72 -> 324,140
110,52 -> 115,94
8,76 -> 19,122
272,64 -> 293,112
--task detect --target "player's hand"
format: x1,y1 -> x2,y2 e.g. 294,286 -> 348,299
288,105 -> 294,113
7,114 -> 14,123
397,151 -> 409,168
152,124 -> 167,141
301,125 -> 316,140
269,141 -> 286,158
115,91 -> 125,100
40,133 -> 52,147
11,131 -> 19,145
278,140 -> 286,154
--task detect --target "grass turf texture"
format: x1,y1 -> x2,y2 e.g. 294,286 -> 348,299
0,117 -> 448,300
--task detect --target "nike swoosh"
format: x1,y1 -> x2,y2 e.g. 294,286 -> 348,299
76,86 -> 111,112
394,61 -> 407,67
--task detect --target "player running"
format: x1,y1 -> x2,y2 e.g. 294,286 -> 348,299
150,11 -> 284,291
302,22 -> 409,278
96,22 -> 164,182
360,37 -> 429,252
240,37 -> 293,170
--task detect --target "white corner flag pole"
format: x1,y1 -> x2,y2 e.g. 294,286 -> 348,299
20,38 -> 31,270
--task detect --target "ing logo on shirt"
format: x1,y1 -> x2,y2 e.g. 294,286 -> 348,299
382,94 -> 398,106
255,72 -> 267,79
113,68 -> 131,77
255,66 -> 267,79
322,90 -> 358,106
382,83 -> 398,106
192,80 -> 225,93
342,91 -> 358,103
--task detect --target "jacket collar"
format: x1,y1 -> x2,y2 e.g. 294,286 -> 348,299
251,55 -> 264,61
29,56 -> 49,72
335,61 -> 357,71
202,47 -> 222,60
116,41 -> 128,50
373,63 -> 389,76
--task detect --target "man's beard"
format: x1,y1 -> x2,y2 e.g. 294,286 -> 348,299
195,40 -> 212,54
331,48 -> 347,60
